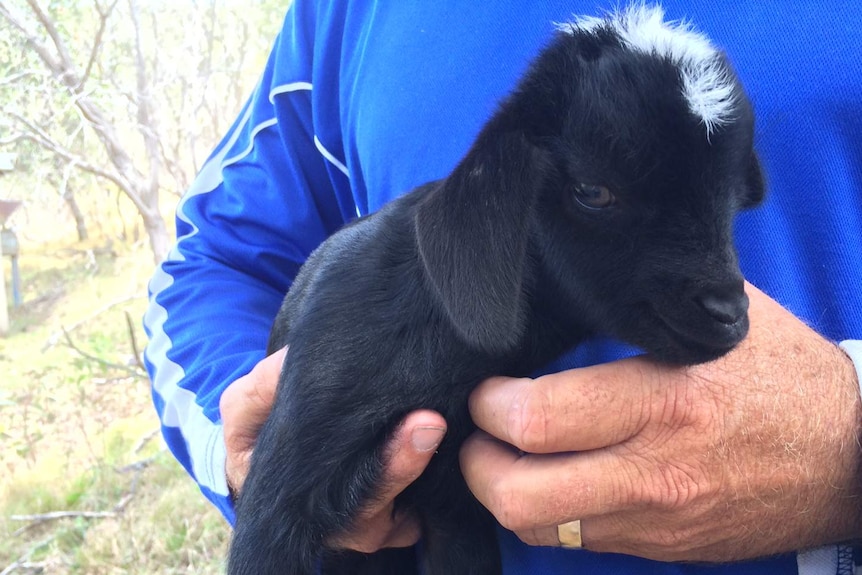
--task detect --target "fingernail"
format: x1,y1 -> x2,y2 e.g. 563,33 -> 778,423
412,426 -> 445,452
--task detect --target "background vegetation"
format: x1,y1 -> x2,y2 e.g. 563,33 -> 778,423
0,1 -> 285,572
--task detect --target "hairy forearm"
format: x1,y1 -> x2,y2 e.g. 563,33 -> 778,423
743,334 -> 862,552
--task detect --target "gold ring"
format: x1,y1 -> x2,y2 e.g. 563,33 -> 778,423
557,519 -> 582,549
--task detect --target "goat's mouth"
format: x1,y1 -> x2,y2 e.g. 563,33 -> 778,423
648,305 -> 749,364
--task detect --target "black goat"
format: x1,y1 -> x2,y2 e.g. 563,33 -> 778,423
228,5 -> 764,575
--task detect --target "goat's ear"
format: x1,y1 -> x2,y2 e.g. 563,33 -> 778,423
414,131 -> 550,354
742,151 -> 765,208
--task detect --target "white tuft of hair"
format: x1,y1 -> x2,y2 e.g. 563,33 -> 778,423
556,3 -> 738,138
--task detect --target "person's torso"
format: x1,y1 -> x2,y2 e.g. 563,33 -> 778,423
275,2 -> 862,573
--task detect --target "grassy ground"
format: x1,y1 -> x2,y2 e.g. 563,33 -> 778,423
1,240 -> 229,574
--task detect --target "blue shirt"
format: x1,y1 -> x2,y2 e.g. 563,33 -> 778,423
144,1 -> 862,574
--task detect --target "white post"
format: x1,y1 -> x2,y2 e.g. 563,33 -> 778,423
0,257 -> 8,336
0,153 -> 18,336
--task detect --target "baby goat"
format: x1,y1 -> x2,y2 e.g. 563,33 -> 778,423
228,5 -> 764,575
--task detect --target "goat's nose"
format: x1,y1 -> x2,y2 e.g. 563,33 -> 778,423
695,285 -> 749,325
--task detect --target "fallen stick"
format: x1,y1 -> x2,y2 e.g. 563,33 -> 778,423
0,534 -> 57,575
11,509 -> 117,523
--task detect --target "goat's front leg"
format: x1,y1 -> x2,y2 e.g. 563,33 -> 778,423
321,546 -> 419,575
420,489 -> 502,575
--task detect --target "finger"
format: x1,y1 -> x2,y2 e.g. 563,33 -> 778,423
461,431 -> 648,531
359,410 -> 447,519
331,411 -> 446,552
511,516 -> 618,550
221,347 -> 287,491
511,525 -> 561,547
379,514 -> 424,548
330,506 -> 424,552
220,346 -> 287,440
469,358 -> 671,454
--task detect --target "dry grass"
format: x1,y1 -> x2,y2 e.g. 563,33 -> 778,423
1,239 -> 229,574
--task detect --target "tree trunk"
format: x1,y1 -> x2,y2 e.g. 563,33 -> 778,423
62,190 -> 88,241
142,211 -> 170,264
0,265 -> 9,336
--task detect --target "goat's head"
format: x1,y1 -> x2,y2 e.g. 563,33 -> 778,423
416,5 -> 764,364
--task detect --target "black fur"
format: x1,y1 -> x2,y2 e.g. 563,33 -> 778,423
228,24 -> 764,575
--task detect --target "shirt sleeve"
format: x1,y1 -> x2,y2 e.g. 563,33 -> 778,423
839,340 -> 862,396
143,0 -> 350,524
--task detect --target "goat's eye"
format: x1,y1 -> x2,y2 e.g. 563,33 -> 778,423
573,183 -> 615,210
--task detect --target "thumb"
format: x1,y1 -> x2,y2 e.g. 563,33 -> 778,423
221,347 -> 288,492
365,410 -> 447,516
221,347 -> 287,439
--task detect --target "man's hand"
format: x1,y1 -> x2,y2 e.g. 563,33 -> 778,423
221,347 -> 287,494
326,411 -> 447,551
219,348 -> 446,551
461,283 -> 862,562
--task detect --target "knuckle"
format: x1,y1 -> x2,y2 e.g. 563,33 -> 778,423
627,383 -> 718,511
514,528 -> 544,547
329,529 -> 385,554
639,461 -> 708,510
247,362 -> 273,400
348,539 -> 384,554
221,359 -> 279,423
507,383 -> 553,452
598,518 -> 698,562
489,477 -> 528,532
658,375 -> 719,433
332,537 -> 369,553
219,380 -> 240,417
648,527 -> 697,558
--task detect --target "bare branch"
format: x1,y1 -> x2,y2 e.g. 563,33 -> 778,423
78,0 -> 120,89
58,158 -> 77,199
0,133 -> 34,147
157,134 -> 190,195
10,457 -> 153,537
12,509 -> 118,523
61,326 -> 146,377
42,294 -> 146,351
124,309 -> 146,372
0,535 -> 58,575
0,0 -> 273,263
0,3 -> 61,75
0,70 -> 44,87
24,0 -> 79,83
131,430 -> 161,455
6,113 -> 133,196
128,0 -> 160,198
3,0 -> 154,216
232,19 -> 251,113
117,454 -> 158,473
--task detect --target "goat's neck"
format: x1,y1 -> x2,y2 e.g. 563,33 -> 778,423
510,263 -> 593,371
